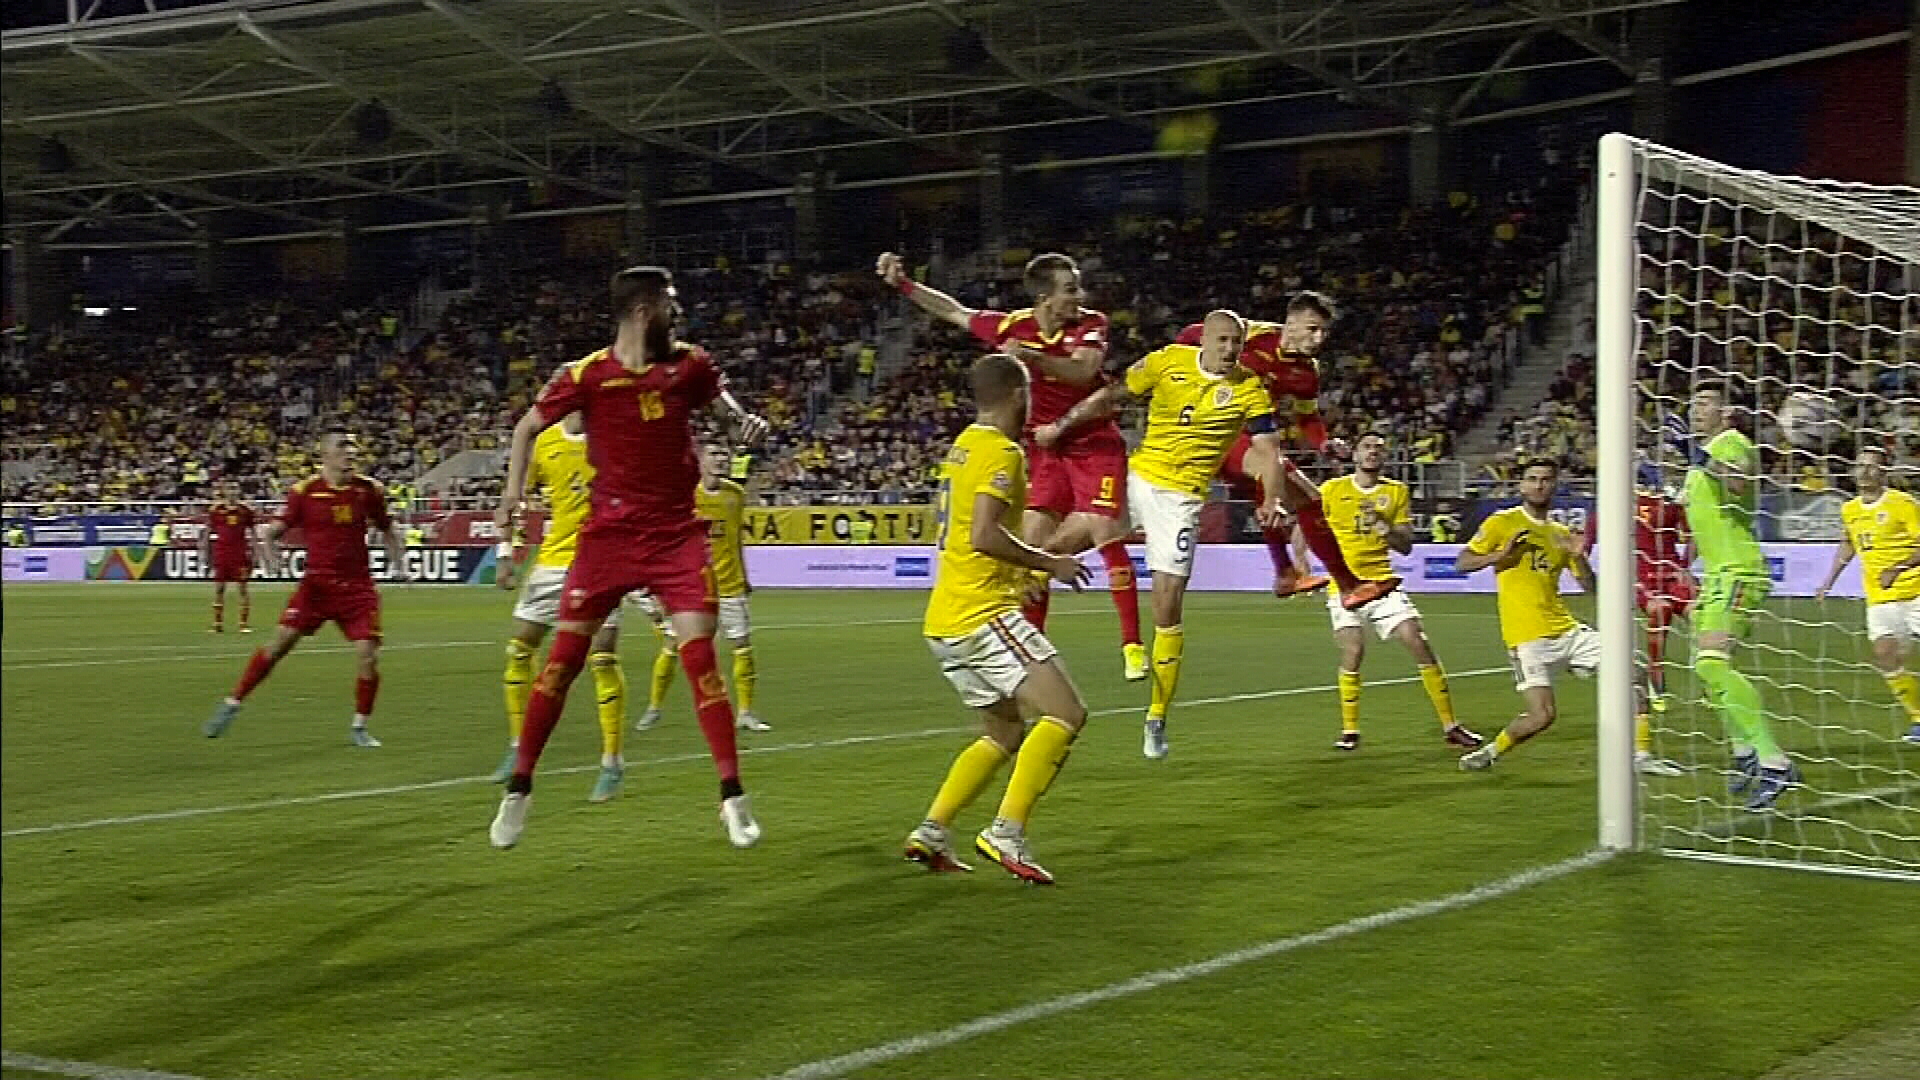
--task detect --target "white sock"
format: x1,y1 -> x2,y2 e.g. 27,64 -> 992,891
352,714 -> 369,728
601,753 -> 622,769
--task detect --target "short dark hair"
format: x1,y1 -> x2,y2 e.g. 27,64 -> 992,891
1287,290 -> 1338,322
971,352 -> 1029,406
611,265 -> 674,320
1860,444 -> 1891,466
1694,383 -> 1729,402
1521,456 -> 1560,477
1023,253 -> 1078,298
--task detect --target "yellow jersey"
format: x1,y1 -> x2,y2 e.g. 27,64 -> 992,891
1842,489 -> 1920,604
529,426 -> 592,568
697,479 -> 750,598
1125,344 -> 1277,497
924,424 -> 1029,638
1320,474 -> 1410,583
1465,506 -> 1581,647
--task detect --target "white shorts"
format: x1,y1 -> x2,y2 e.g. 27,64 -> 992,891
1127,473 -> 1203,578
513,563 -> 622,628
1867,599 -> 1920,643
1327,587 -> 1423,641
628,591 -> 751,642
926,611 -> 1059,708
1509,625 -> 1601,691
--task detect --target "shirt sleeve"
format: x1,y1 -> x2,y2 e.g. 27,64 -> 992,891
1466,513 -> 1507,556
1389,486 -> 1412,526
978,442 -> 1022,506
366,483 -> 393,531
1709,431 -> 1754,471
533,365 -> 585,426
967,310 -> 1009,348
1897,496 -> 1920,536
1075,314 -> 1110,359
680,347 -> 723,409
278,486 -> 304,529
1124,349 -> 1164,396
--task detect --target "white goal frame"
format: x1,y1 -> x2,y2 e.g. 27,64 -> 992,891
1594,131 -> 1920,876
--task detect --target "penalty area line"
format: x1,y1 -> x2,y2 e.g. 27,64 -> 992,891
0,667 -> 1506,839
0,1051 -> 209,1080
768,849 -> 1617,1080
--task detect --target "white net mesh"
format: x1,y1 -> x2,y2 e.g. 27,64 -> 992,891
1627,140 -> 1920,880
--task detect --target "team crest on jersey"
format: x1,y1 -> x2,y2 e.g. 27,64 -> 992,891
1213,385 -> 1234,407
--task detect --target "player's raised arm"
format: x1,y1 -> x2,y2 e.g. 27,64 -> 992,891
877,251 -> 976,329
1816,534 -> 1856,601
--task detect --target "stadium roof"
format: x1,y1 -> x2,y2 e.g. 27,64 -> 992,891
4,0 -> 1685,245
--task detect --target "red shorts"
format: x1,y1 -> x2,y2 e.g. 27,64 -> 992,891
1027,435 -> 1127,519
212,556 -> 253,584
559,522 -> 716,623
281,576 -> 382,641
1637,572 -> 1696,615
1219,432 -> 1304,502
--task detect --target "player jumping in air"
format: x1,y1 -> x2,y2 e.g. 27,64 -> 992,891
1317,434 -> 1482,752
1041,310 -> 1289,759
206,432 -> 406,746
1455,459 -> 1599,771
636,444 -> 769,734
1177,292 -> 1398,604
877,250 -> 1147,682
202,481 -> 262,633
490,266 -> 770,850
1816,445 -> 1920,745
1685,386 -> 1796,809
493,412 -> 630,803
906,352 -> 1093,884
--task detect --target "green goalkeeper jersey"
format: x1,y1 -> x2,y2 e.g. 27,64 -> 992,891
1683,428 -> 1767,579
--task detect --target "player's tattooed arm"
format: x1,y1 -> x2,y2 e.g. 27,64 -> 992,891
876,251 -> 975,328
713,387 -> 769,446
1036,381 -> 1132,449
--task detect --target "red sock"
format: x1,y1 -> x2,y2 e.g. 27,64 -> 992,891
1295,499 -> 1362,592
678,636 -> 741,784
1099,541 -> 1142,647
1022,586 -> 1051,632
1259,522 -> 1297,578
355,673 -> 379,716
232,648 -> 276,700
513,630 -> 589,783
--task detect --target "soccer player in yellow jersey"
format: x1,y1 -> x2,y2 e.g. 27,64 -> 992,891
1817,446 -> 1920,744
493,412 -> 629,802
637,445 -> 769,733
1040,310 -> 1288,760
1455,459 -> 1599,770
905,353 -> 1092,885
1319,434 -> 1483,752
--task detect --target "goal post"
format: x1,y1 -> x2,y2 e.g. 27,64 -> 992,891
1594,132 -> 1920,879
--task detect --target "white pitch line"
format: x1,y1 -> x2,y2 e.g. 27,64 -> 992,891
769,848 -> 1618,1080
0,1051 -> 208,1080
0,667 -> 1506,839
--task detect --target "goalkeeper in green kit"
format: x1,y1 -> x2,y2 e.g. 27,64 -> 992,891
1685,386 -> 1797,809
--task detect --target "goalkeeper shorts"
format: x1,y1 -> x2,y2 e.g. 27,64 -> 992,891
1694,572 -> 1771,641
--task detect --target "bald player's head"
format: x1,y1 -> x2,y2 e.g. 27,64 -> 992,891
1196,309 -> 1248,373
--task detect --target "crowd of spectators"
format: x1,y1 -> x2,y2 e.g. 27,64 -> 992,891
5,164 -> 1594,512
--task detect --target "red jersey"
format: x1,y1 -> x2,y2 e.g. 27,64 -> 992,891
207,502 -> 257,562
1588,492 -> 1689,576
533,344 -> 721,533
1177,319 -> 1327,448
967,308 -> 1121,444
280,474 -> 392,581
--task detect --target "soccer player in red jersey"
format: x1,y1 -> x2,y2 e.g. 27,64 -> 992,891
1589,471 -> 1694,775
1176,291 -> 1400,611
201,481 -> 262,634
489,266 -> 771,851
877,250 -> 1148,681
205,432 -> 406,747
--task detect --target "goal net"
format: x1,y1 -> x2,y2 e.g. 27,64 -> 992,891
1595,133 -> 1920,881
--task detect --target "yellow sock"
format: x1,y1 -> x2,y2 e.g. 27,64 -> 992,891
995,718 -> 1077,827
927,736 -> 1012,827
1636,713 -> 1652,755
1886,672 -> 1920,722
1148,625 -> 1185,719
1419,664 -> 1456,730
1337,669 -> 1362,733
503,640 -> 534,741
1491,729 -> 1516,757
590,652 -> 625,761
649,645 -> 677,710
732,645 -> 757,714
